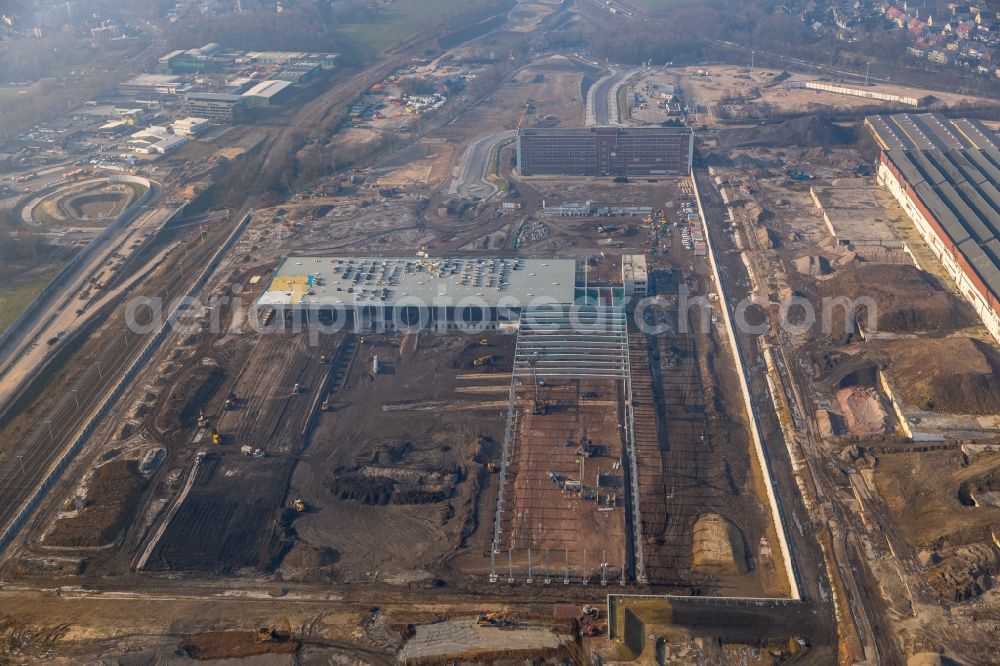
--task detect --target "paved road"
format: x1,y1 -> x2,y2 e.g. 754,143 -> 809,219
448,129 -> 517,200
0,182 -> 162,380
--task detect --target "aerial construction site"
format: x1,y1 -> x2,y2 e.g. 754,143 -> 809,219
2,0 -> 1000,664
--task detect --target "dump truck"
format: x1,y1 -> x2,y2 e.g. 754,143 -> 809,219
211,429 -> 221,445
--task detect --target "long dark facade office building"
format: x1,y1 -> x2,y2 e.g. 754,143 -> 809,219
516,126 -> 694,177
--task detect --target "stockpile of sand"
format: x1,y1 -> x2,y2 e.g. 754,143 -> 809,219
814,264 -> 972,338
880,337 -> 1000,414
836,387 -> 885,437
794,255 -> 833,276
691,514 -> 749,576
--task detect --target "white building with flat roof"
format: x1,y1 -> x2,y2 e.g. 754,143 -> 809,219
256,256 -> 579,331
621,254 -> 648,296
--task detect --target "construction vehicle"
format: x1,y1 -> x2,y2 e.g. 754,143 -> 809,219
472,355 -> 494,367
486,462 -> 497,473
210,429 -> 221,445
197,411 -> 207,429
532,399 -> 550,415
479,338 -> 489,346
476,611 -> 511,628
320,398 -> 330,412
257,617 -> 292,642
292,383 -> 300,394
582,622 -> 602,637
223,392 -> 236,410
292,499 -> 306,512
319,354 -> 328,364
582,605 -> 601,619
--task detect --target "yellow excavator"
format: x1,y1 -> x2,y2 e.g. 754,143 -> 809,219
473,355 -> 494,367
257,617 -> 292,642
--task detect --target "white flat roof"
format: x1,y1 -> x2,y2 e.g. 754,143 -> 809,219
257,256 -> 577,308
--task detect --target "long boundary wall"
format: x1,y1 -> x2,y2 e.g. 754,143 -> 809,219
690,172 -> 801,600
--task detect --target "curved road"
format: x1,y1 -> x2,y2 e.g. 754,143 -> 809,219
448,129 -> 517,200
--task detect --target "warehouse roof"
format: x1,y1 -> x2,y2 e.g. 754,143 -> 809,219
242,79 -> 293,99
868,113 -> 1000,151
257,256 -> 578,308
884,148 -> 1000,299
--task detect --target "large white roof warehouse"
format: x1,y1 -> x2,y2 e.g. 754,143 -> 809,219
257,256 -> 578,312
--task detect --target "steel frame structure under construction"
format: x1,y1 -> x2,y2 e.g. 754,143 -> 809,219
491,304 -> 647,584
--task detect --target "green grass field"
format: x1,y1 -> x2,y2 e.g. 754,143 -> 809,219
0,265 -> 66,335
0,86 -> 29,103
335,0 -> 479,63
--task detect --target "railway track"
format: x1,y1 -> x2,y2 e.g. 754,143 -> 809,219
0,214 -> 244,557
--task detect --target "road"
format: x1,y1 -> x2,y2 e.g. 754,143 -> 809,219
0,209 -> 247,557
448,129 -> 516,200
0,182 -> 163,376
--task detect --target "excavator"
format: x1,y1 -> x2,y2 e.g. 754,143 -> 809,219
292,499 -> 306,512
257,617 -> 292,642
472,355 -> 494,367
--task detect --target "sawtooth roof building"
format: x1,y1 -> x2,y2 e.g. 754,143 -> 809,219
878,146 -> 1000,343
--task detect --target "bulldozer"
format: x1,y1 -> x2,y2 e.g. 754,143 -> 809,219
257,617 -> 292,643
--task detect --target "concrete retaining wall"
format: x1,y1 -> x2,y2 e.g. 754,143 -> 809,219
691,171 -> 802,600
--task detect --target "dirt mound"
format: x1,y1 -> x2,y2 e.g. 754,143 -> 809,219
836,387 -> 885,437
281,544 -> 339,568
691,514 -> 749,576
794,255 -> 833,276
734,116 -> 855,148
880,338 -> 1000,414
181,632 -> 299,660
46,460 -> 146,548
814,264 -> 972,340
924,542 -> 1000,602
